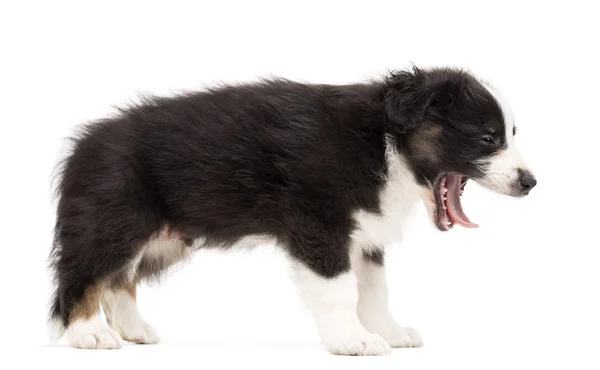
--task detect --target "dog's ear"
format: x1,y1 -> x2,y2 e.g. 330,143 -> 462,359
385,67 -> 467,133
384,68 -> 428,134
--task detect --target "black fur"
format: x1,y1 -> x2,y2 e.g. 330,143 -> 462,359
363,249 -> 385,265
389,67 -> 506,186
49,66 -> 505,327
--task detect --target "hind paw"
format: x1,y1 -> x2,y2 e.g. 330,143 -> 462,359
66,317 -> 122,349
117,321 -> 160,344
381,326 -> 423,348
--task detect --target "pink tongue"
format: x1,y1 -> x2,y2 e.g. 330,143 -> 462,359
445,176 -> 479,228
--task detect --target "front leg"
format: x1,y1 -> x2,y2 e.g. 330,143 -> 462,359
292,261 -> 391,356
356,249 -> 423,348
288,227 -> 392,356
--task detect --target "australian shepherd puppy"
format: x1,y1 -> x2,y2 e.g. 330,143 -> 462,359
48,66 -> 536,355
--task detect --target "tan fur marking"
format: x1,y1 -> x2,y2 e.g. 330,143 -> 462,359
409,124 -> 443,162
70,284 -> 103,322
124,281 -> 137,299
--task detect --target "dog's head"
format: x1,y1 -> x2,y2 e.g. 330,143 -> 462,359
384,66 -> 536,231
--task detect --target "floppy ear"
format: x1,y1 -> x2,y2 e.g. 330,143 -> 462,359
385,67 -> 465,133
384,69 -> 430,133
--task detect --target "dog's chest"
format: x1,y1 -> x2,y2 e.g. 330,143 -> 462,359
352,151 -> 424,249
351,168 -> 422,248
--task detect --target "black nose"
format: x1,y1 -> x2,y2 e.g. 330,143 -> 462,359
519,171 -> 537,192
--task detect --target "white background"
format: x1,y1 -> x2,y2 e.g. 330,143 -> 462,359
1,1 -> 598,369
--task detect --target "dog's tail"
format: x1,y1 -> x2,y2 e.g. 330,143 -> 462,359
48,288 -> 66,342
48,219 -> 67,342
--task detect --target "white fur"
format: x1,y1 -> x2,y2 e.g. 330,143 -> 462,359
291,260 -> 391,356
102,289 -> 159,344
231,234 -> 278,249
65,314 -> 122,349
144,234 -> 192,263
352,138 -> 426,248
477,84 -> 533,195
355,254 -> 423,348
127,247 -> 146,282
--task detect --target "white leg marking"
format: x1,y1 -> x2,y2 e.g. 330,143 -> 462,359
66,314 -> 122,349
356,255 -> 423,348
127,249 -> 146,282
102,289 -> 159,344
292,262 -> 391,356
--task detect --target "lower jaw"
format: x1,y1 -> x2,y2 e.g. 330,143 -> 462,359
429,196 -> 452,232
432,172 -> 471,231
435,219 -> 453,232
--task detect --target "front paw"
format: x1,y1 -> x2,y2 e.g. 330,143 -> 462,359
381,326 -> 423,348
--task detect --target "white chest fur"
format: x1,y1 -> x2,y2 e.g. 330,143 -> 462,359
351,148 -> 424,250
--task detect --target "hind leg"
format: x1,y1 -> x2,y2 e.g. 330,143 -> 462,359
54,239 -> 149,350
63,284 -> 122,349
50,206 -> 157,349
101,233 -> 192,344
102,282 -> 159,344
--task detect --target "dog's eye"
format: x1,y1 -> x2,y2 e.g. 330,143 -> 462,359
481,136 -> 495,145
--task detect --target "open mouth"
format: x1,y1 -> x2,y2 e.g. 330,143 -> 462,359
434,173 -> 479,231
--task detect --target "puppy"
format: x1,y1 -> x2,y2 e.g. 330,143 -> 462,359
48,66 -> 536,355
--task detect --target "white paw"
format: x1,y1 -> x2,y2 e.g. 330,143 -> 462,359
66,318 -> 122,349
324,333 -> 391,356
382,326 -> 423,348
113,320 -> 160,344
103,289 -> 160,344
